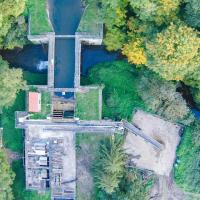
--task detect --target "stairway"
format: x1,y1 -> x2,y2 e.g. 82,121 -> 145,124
53,110 -> 64,119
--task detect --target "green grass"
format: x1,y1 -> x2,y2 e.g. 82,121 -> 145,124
27,0 -> 52,35
23,71 -> 47,85
75,88 -> 100,120
77,1 -> 102,35
30,91 -> 51,119
2,91 -> 25,152
84,61 -> 147,121
12,160 -> 51,200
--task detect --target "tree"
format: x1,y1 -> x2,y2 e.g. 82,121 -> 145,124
104,28 -> 126,51
0,58 -> 26,108
129,0 -> 181,25
94,136 -> 126,194
175,122 -> 200,193
101,0 -> 128,29
0,149 -> 15,200
184,0 -> 200,29
137,72 -> 193,124
0,0 -> 26,47
146,23 -> 200,81
122,39 -> 147,65
3,16 -> 27,49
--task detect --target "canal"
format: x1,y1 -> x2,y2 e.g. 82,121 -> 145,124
0,0 -> 119,87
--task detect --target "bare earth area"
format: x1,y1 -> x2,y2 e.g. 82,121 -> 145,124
124,110 -> 182,176
5,148 -> 21,164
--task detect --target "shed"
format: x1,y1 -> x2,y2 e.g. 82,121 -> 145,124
28,92 -> 41,113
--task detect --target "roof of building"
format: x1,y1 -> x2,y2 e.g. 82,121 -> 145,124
28,92 -> 41,113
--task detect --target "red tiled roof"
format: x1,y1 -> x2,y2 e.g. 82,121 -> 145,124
28,92 -> 41,113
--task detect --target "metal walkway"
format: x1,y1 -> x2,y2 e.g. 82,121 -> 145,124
123,121 -> 164,150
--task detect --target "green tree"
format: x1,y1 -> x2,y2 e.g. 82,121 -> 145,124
146,23 -> 200,81
138,72 -> 193,124
3,16 -> 27,49
0,149 -> 15,200
0,0 -> 26,47
94,136 -> 126,194
0,58 -> 26,108
101,0 -> 127,28
129,0 -> 181,25
184,0 -> 200,29
104,28 -> 126,51
175,122 -> 200,193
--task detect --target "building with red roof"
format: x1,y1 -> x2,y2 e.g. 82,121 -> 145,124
28,92 -> 41,113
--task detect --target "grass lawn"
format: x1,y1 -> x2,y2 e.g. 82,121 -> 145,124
77,0 -> 102,35
27,0 -> 52,35
2,91 -> 25,152
76,133 -> 108,200
30,91 -> 52,119
23,71 -> 47,85
12,160 -> 51,200
75,88 -> 101,120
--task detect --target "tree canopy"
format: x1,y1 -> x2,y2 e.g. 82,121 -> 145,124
0,57 -> 26,108
146,23 -> 200,81
129,0 -> 181,25
0,0 -> 26,48
0,149 -> 15,200
184,0 -> 200,29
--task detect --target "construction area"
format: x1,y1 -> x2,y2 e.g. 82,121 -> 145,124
124,110 -> 182,176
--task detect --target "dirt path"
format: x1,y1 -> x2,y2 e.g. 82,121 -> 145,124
5,148 -> 22,164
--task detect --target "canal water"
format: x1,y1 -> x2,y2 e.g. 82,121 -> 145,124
48,0 -> 83,88
0,0 -> 119,86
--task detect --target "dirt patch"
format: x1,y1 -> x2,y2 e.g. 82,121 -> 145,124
124,110 -> 182,176
5,148 -> 22,164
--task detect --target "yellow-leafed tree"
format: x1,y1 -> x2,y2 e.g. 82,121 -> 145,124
122,39 -> 147,65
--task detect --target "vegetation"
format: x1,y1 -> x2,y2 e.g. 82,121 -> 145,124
93,135 -> 154,199
75,88 -> 101,120
0,0 -> 26,49
76,133 -> 108,200
184,0 -> 200,29
0,149 -> 15,200
12,160 -> 51,200
1,72 -> 48,152
174,122 -> 200,194
27,0 -> 52,35
0,58 -> 26,109
30,91 -> 52,119
1,91 -> 25,152
77,0 -> 102,35
137,72 -> 193,124
146,23 -> 200,82
94,136 -> 126,194
86,61 -> 146,120
23,71 -> 47,85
